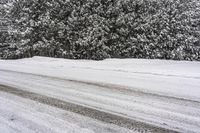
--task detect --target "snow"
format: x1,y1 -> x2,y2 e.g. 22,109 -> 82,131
0,91 -> 134,133
0,56 -> 200,132
0,56 -> 200,101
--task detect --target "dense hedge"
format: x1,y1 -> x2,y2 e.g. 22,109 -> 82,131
1,0 -> 200,60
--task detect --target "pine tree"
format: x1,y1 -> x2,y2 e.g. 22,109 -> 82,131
2,0 -> 200,60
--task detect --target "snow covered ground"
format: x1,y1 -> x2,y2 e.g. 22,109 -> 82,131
0,56 -> 200,101
0,56 -> 200,133
0,91 -> 134,133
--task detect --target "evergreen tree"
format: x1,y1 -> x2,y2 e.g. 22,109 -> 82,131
1,0 -> 200,60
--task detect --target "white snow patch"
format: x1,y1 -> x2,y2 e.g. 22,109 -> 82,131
0,56 -> 200,101
0,92 -> 135,133
0,56 -> 200,132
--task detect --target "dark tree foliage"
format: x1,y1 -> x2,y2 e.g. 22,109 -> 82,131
0,0 -> 200,60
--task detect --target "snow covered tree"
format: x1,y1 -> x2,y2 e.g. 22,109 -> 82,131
8,0 -> 72,58
144,0 -> 200,60
67,0 -> 111,60
2,0 -> 200,60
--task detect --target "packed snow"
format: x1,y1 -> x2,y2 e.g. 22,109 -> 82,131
0,56 -> 200,133
0,91 -> 136,133
0,56 -> 200,101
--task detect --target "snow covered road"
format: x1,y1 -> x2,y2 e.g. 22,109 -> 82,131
0,56 -> 200,102
0,57 -> 200,133
0,90 -> 136,133
0,70 -> 200,133
0,84 -> 172,133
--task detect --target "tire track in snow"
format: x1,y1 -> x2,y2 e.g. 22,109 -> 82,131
1,69 -> 200,104
0,84 -> 178,133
